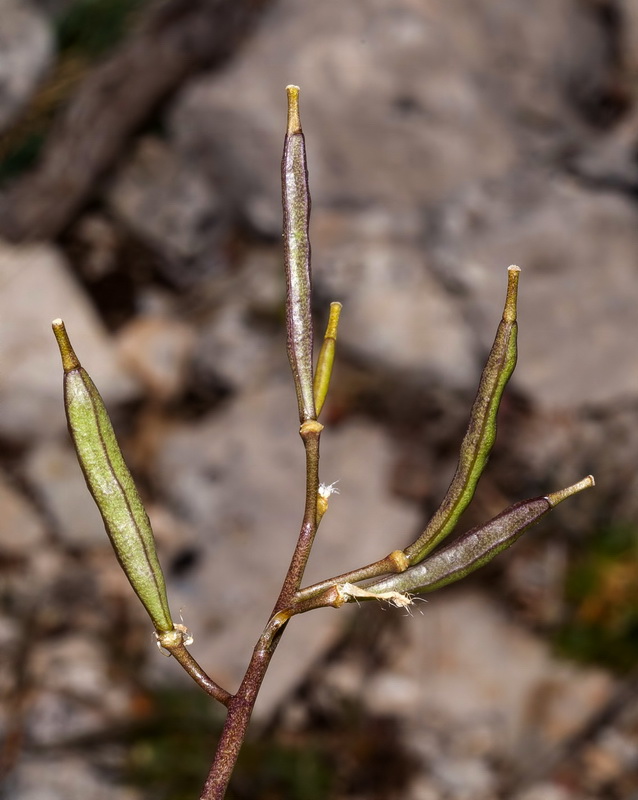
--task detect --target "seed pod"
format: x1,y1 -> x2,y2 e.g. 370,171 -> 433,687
313,302 -> 342,417
404,266 -> 520,564
367,475 -> 594,596
282,84 -> 315,423
52,319 -> 174,633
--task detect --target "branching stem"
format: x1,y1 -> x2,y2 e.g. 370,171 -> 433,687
295,549 -> 409,603
200,613 -> 290,799
163,641 -> 233,707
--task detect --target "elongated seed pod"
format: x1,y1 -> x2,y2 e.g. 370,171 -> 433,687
367,475 -> 594,596
404,266 -> 520,565
282,84 -> 316,423
313,302 -> 342,417
52,319 -> 174,633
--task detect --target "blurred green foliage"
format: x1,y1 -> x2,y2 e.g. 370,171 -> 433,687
124,688 -> 417,799
55,0 -> 150,57
555,525 -> 638,672
0,131 -> 46,183
0,0 -> 150,184
125,689 -> 334,800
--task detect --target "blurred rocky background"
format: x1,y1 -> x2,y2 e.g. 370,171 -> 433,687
2,0 -> 638,798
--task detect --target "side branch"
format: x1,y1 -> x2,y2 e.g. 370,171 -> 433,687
162,640 -> 233,707
295,549 -> 409,603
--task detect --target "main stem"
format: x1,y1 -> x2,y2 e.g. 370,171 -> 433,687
199,420 -> 321,797
199,85 -> 323,799
275,421 -> 322,609
199,612 -> 289,799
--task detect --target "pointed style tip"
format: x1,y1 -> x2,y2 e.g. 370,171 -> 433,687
52,318 -> 81,372
546,474 -> 595,508
503,264 -> 521,323
326,301 -> 342,339
286,85 -> 302,135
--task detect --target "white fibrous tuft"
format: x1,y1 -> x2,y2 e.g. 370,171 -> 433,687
340,582 -> 413,608
318,481 -> 340,499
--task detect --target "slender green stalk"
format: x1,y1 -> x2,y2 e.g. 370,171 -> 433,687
314,301 -> 342,417
160,638 -> 232,707
403,266 -> 520,564
295,549 -> 409,603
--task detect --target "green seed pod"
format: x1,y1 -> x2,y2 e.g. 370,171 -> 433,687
404,266 -> 521,565
52,319 -> 174,633
366,475 -> 594,597
313,302 -> 342,418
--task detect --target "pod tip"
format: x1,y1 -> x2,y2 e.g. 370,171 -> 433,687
286,85 -> 301,135
52,318 -> 81,372
546,474 -> 595,507
326,301 -> 342,339
503,265 -> 521,323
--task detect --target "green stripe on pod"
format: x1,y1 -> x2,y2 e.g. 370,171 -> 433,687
313,301 -> 342,418
52,319 -> 174,633
365,475 -> 594,597
404,265 -> 521,565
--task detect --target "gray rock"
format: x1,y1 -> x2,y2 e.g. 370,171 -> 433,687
0,241 -> 138,442
165,0 -> 617,407
427,175 -> 638,408
0,615 -> 21,726
570,109 -> 638,191
620,0 -> 638,77
149,381 -> 420,713
363,590 -> 614,765
581,728 -> 638,789
513,786 -> 574,800
0,0 -> 52,133
9,757 -> 141,800
28,635 -> 112,700
116,313 -> 196,402
107,136 -> 225,285
25,690 -> 109,747
170,0 -> 601,235
313,209 -> 477,390
191,246 -> 288,392
194,300 -> 285,392
23,440 -> 108,548
430,755 -> 496,800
